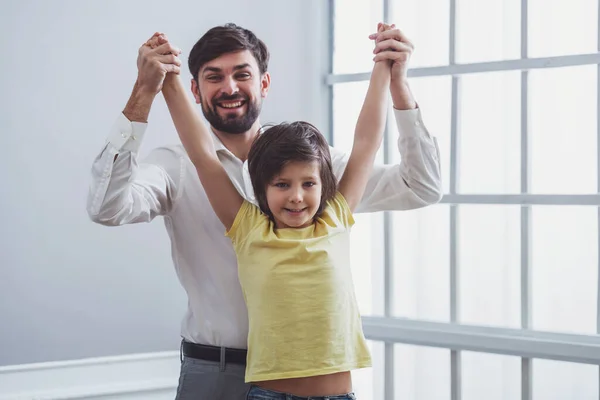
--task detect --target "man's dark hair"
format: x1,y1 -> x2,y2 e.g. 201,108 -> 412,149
247,122 -> 337,220
188,23 -> 270,81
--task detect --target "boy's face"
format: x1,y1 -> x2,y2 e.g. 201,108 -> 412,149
265,161 -> 323,229
191,50 -> 270,135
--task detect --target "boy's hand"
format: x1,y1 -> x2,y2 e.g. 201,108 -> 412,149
369,23 -> 414,83
139,33 -> 182,90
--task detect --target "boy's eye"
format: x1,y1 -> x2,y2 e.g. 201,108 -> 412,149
274,182 -> 289,188
304,182 -> 316,187
206,75 -> 221,81
237,73 -> 251,79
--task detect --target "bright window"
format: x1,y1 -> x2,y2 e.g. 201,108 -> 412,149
331,0 -> 600,398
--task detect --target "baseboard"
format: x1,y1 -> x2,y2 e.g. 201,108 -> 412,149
0,351 -> 180,400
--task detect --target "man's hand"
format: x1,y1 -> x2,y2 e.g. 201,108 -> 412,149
370,23 -> 393,83
122,33 -> 182,122
370,26 -> 414,84
136,32 -> 182,95
369,24 -> 417,110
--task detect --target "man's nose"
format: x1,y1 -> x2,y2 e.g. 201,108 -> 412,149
220,77 -> 239,96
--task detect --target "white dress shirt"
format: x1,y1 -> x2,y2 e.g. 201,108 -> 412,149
86,108 -> 442,349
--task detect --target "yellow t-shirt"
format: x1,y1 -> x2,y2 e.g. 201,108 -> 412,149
226,192 -> 372,382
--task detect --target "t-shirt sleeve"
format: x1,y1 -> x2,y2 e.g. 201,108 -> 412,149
327,192 -> 355,228
225,200 -> 265,246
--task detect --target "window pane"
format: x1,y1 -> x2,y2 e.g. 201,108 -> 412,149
398,76 -> 451,194
390,0 -> 449,68
529,0 -> 598,58
533,359 -> 599,400
333,81 -> 369,150
392,205 -> 450,322
395,344 -> 451,400
459,71 -> 521,193
333,81 -> 385,163
350,213 -> 385,317
456,0 -> 521,64
333,0 -> 383,74
458,205 -> 521,328
531,206 -> 598,335
333,81 -> 385,317
352,340 -> 384,400
530,65 -> 597,194
462,352 -> 521,400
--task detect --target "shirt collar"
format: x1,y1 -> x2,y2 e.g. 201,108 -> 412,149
209,125 -> 264,156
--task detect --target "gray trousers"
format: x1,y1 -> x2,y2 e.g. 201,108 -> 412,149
174,354 -> 251,399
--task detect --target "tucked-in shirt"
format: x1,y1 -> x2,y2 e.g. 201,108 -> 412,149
226,193 -> 371,382
86,108 -> 442,350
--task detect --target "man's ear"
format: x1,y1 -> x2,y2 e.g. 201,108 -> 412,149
190,79 -> 201,104
260,72 -> 271,99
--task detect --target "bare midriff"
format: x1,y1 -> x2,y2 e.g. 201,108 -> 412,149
254,371 -> 352,397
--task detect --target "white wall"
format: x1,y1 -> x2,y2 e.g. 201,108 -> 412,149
0,351 -> 180,400
0,0 -> 330,366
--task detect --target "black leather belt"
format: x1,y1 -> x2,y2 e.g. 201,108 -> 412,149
182,340 -> 247,365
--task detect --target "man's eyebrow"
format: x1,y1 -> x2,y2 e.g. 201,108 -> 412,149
233,63 -> 251,71
202,63 -> 252,74
202,66 -> 222,74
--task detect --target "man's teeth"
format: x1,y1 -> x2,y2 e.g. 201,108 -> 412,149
220,101 -> 243,108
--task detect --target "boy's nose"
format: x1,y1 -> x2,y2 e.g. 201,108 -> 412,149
289,189 -> 303,203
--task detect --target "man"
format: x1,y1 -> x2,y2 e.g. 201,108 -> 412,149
87,23 -> 442,399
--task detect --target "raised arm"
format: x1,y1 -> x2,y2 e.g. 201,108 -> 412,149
160,61 -> 243,230
329,24 -> 442,213
87,33 -> 186,226
338,24 -> 392,211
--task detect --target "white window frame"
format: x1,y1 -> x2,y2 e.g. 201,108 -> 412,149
328,0 -> 600,399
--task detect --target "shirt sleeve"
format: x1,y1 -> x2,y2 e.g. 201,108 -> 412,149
86,113 -> 186,226
326,192 -> 355,229
330,107 -> 443,213
225,200 -> 265,246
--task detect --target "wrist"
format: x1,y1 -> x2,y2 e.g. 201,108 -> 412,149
162,73 -> 178,89
161,73 -> 182,95
371,62 -> 391,84
123,81 -> 156,123
134,77 -> 160,97
390,79 -> 417,110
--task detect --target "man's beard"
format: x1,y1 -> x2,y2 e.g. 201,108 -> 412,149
201,94 -> 262,134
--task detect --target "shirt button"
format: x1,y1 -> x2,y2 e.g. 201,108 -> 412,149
121,133 -> 127,138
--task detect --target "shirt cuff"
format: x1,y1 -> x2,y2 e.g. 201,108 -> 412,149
392,107 -> 432,140
106,113 -> 148,153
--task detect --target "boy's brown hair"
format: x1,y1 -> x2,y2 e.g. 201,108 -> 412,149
247,122 -> 337,219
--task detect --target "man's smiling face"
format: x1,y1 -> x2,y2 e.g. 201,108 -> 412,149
191,50 -> 270,135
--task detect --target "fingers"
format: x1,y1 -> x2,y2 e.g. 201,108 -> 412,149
373,38 -> 413,54
372,50 -> 410,63
154,41 -> 182,56
164,64 -> 181,75
143,33 -> 173,50
145,37 -> 160,49
379,22 -> 394,33
143,32 -> 164,45
155,40 -> 181,75
369,27 -> 413,49
157,53 -> 182,67
142,32 -> 167,49
138,33 -> 182,75
149,34 -> 169,49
